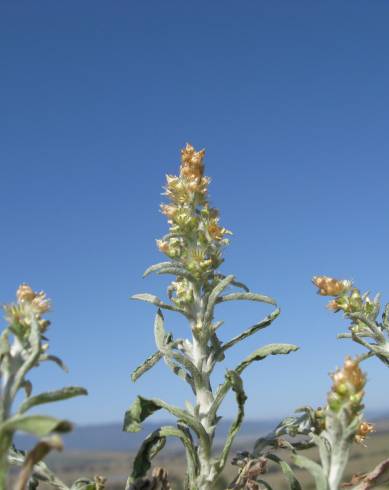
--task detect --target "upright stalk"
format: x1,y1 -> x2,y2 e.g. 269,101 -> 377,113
0,285 -> 88,489
125,144 -> 298,489
192,334 -> 214,486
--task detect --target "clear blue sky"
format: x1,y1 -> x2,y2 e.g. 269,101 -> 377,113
1,1 -> 389,425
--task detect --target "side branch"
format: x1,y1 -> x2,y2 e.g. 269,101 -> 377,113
220,308 -> 281,354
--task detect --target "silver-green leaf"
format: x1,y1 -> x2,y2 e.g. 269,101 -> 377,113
1,415 -> 72,438
236,343 -> 299,374
18,387 -> 87,414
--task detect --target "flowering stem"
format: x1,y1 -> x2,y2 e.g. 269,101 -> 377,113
0,285 -> 87,489
328,449 -> 350,490
192,346 -> 214,487
127,145 -> 297,490
190,282 -> 215,488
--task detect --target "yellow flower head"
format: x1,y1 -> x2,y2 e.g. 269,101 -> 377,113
4,284 -> 51,336
180,143 -> 205,180
355,421 -> 374,445
208,220 -> 231,241
328,357 -> 366,414
160,204 -> 178,219
157,144 -> 231,278
16,283 -> 36,303
156,240 -> 169,254
16,283 -> 51,315
312,276 -> 353,296
31,291 -> 51,315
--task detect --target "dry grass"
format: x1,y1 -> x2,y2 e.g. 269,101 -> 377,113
27,425 -> 389,489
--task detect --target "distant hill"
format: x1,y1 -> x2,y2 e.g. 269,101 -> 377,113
15,419 -> 278,452
15,410 -> 389,453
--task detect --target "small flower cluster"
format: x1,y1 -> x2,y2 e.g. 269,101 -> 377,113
312,407 -> 326,434
312,276 -> 376,317
3,283 -> 51,338
157,144 -> 231,306
312,276 -> 352,300
327,357 -> 373,445
355,421 -> 375,446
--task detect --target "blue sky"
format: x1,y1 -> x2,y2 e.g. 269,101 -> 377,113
1,0 -> 389,425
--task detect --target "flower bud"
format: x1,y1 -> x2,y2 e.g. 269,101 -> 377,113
328,357 -> 366,416
208,222 -> 225,241
328,392 -> 342,412
327,299 -> 338,311
349,391 -> 363,406
174,210 -> 196,229
166,174 -> 178,186
335,383 -> 349,396
180,143 -> 195,163
156,240 -> 169,254
312,276 -> 352,296
355,421 -> 374,445
31,291 -> 51,314
180,144 -> 205,180
160,204 -> 177,219
16,284 -> 36,303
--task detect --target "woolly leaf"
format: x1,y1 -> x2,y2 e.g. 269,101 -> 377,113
216,291 -> 276,306
143,261 -> 177,277
166,350 -> 200,386
123,396 -> 162,433
209,344 -> 298,428
155,267 -> 195,282
128,425 -> 198,485
151,311 -> 198,388
220,308 -> 280,354
40,354 -> 69,372
143,262 -> 195,282
293,454 -> 328,490
131,293 -> 184,314
215,274 -> 250,292
267,454 -> 302,490
163,353 -> 194,388
154,309 -> 168,350
236,343 -> 299,374
123,396 -> 207,444
131,350 -> 163,382
129,431 -> 166,483
216,370 -> 247,472
18,387 -> 87,414
311,433 -> 331,475
204,275 -> 235,324
1,415 -> 72,438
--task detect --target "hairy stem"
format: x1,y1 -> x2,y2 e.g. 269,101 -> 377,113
190,287 -> 216,489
